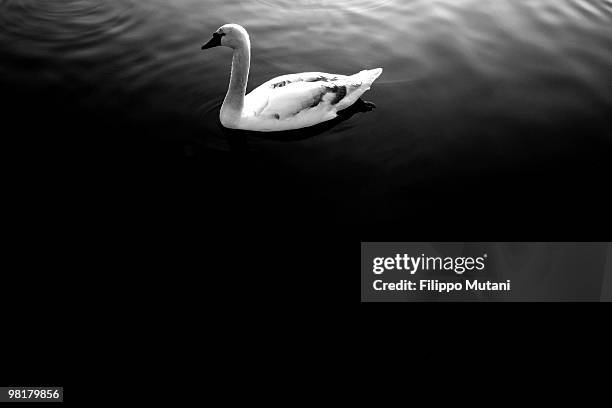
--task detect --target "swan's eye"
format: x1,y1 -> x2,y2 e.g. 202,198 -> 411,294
213,32 -> 226,38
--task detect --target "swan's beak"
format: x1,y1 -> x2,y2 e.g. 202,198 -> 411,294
201,34 -> 222,50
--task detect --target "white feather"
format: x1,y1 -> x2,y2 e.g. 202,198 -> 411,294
242,70 -> 382,131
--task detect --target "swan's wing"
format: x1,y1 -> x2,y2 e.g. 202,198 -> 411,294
245,79 -> 349,120
254,72 -> 348,93
241,69 -> 382,131
244,72 -> 344,111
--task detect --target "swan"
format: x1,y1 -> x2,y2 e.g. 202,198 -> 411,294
201,24 -> 382,132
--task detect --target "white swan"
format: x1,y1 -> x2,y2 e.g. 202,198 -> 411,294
202,24 -> 382,132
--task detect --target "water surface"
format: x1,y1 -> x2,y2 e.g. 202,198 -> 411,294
1,0 -> 611,237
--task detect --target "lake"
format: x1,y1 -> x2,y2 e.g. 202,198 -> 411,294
1,0 -> 611,239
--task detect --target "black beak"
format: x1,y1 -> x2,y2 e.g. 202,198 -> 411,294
201,33 -> 222,50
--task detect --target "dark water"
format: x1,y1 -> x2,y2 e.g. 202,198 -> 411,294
1,0 -> 611,238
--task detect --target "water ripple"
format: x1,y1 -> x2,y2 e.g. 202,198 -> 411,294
0,0 -> 610,150
252,0 -> 396,12
0,0 -> 146,57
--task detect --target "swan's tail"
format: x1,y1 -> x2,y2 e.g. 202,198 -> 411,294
355,68 -> 383,88
333,68 -> 383,111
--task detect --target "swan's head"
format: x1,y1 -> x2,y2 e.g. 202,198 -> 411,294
201,24 -> 249,50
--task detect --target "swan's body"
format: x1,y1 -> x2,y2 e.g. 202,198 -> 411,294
202,24 -> 382,132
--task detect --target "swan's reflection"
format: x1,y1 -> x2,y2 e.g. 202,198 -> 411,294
219,98 -> 376,148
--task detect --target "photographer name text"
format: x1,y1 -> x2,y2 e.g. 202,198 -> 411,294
373,279 -> 511,292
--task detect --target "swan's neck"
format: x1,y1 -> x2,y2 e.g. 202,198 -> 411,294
221,42 -> 250,124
